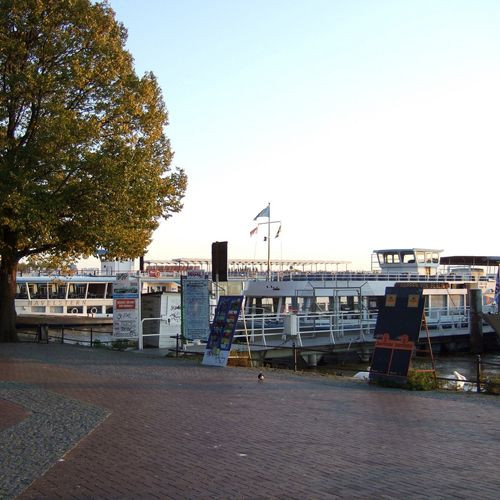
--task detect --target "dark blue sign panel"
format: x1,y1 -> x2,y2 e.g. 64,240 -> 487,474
370,287 -> 425,382
373,287 -> 425,343
207,295 -> 244,351
203,296 -> 244,367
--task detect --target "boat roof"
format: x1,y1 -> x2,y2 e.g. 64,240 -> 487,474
16,275 -> 181,284
373,248 -> 443,254
17,275 -> 115,283
440,256 -> 500,266
149,258 -> 351,266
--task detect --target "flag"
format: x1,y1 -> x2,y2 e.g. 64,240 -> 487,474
275,224 -> 281,238
254,205 -> 270,220
250,226 -> 258,237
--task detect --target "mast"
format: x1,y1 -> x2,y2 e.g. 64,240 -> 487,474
267,202 -> 271,280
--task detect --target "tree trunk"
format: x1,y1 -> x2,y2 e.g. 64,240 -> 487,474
0,254 -> 18,342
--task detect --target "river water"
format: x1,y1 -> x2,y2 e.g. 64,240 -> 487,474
312,351 -> 500,380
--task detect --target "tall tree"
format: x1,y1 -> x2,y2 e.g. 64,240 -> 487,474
0,0 -> 187,341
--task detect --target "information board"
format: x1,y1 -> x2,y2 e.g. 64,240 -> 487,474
182,272 -> 210,340
113,274 -> 140,337
202,296 -> 244,367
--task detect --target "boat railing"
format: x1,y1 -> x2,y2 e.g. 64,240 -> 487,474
280,272 -> 478,282
234,310 -> 376,347
233,306 -> 480,348
241,271 -> 480,283
18,268 -> 489,284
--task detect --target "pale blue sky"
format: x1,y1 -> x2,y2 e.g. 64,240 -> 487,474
107,0 -> 500,268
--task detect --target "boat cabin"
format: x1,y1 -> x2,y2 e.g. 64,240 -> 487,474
374,248 -> 442,276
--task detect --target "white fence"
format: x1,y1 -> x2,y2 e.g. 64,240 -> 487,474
231,305 -> 492,348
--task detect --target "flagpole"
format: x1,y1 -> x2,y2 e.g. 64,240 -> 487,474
267,202 -> 271,280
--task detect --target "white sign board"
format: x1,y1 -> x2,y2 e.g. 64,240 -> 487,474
202,348 -> 231,367
113,274 -> 140,337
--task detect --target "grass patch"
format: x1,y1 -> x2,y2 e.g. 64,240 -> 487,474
111,339 -> 129,350
370,370 -> 440,391
406,370 -> 440,391
484,375 -> 500,395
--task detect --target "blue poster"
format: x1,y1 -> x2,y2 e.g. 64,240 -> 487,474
203,296 -> 244,366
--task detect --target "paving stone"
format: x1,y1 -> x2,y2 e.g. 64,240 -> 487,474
0,343 -> 499,499
0,380 -> 107,499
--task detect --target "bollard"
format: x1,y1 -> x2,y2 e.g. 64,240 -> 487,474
293,342 -> 297,372
476,355 -> 481,393
469,289 -> 484,354
176,334 -> 179,358
61,326 -> 64,344
90,328 -> 93,347
38,324 -> 48,343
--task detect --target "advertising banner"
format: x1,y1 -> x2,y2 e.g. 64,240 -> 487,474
202,295 -> 244,367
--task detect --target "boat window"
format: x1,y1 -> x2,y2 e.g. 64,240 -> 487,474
49,283 -> 67,299
401,252 -> 415,264
448,294 -> 464,310
259,298 -> 273,313
67,306 -> 84,314
425,252 -> 433,263
432,253 -> 439,264
106,306 -> 113,314
29,283 -> 48,299
384,253 -> 400,264
105,283 -> 113,299
377,253 -> 385,265
87,305 -> 102,315
16,283 -> 28,299
88,283 -> 106,299
430,295 -> 446,309
416,252 -> 425,263
68,283 -> 87,299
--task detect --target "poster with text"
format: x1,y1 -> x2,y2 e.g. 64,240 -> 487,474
113,275 -> 139,337
182,273 -> 210,340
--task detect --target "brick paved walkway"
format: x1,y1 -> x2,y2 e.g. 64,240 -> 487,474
0,398 -> 30,432
1,343 -> 499,499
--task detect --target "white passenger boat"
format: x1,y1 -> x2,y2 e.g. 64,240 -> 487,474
242,248 -> 497,319
14,249 -> 498,347
15,275 -> 115,317
15,259 -> 180,318
223,248 -> 499,361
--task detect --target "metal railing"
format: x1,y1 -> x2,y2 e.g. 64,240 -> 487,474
230,306 -> 480,348
17,268 -> 492,283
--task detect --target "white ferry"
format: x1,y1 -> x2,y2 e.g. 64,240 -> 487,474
15,258 -> 180,318
217,248 -> 499,364
14,248 -> 498,328
15,275 -> 115,317
242,248 -> 498,319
